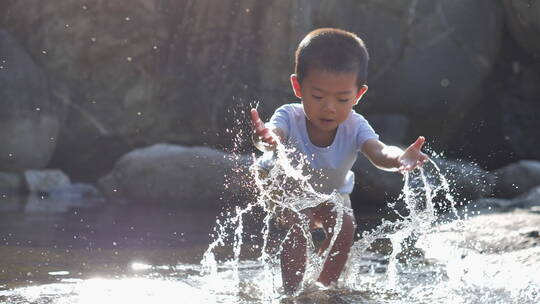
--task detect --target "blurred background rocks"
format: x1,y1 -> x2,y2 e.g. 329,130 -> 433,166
0,0 -> 539,209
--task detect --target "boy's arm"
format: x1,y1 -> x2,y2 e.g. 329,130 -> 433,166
361,137 -> 429,173
250,108 -> 285,152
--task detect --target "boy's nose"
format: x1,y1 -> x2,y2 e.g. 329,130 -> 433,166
323,101 -> 336,113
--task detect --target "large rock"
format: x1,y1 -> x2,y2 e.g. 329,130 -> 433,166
352,156 -> 404,206
0,0 -> 311,179
322,0 -> 504,146
0,29 -> 59,172
368,114 -> 410,146
98,144 -> 253,208
469,185 -> 540,215
498,67 -> 540,161
352,157 -> 495,209
0,0 -> 505,179
494,160 -> 540,198
502,0 -> 540,55
435,159 -> 496,201
513,186 -> 540,209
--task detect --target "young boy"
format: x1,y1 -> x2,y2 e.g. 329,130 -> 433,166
250,28 -> 428,294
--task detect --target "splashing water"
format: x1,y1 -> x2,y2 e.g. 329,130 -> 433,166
198,107 -> 540,303
2,107 -> 540,303
202,121 -> 457,299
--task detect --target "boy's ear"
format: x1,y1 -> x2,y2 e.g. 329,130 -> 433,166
354,85 -> 368,104
290,74 -> 302,99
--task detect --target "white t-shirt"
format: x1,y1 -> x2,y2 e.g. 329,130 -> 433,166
257,103 -> 379,195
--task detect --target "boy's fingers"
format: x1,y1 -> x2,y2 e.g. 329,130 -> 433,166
412,136 -> 425,150
250,108 -> 260,122
250,109 -> 264,128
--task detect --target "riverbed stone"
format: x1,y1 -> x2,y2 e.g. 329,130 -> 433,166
512,186 -> 540,209
24,169 -> 71,193
99,144 -> 252,208
24,185 -> 105,214
493,160 -> 540,198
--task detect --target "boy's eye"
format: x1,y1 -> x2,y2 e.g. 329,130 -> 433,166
312,95 -> 323,100
338,99 -> 350,102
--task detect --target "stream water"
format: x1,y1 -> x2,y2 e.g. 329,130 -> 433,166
1,174 -> 539,303
1,126 -> 540,303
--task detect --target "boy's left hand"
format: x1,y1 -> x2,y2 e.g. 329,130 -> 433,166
398,136 -> 429,173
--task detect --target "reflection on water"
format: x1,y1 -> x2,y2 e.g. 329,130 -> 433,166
1,190 -> 540,303
2,230 -> 539,304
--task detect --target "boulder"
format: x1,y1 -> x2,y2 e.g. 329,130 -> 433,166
352,156 -> 404,206
468,185 -> 540,216
322,0 -> 504,146
502,0 -> 540,55
352,157 -> 495,209
512,186 -> 540,209
493,160 -> 540,198
24,169 -> 71,193
435,158 -> 496,201
0,29 -> 59,172
98,144 -> 253,208
0,1 -> 505,179
498,68 -> 540,161
0,0 -> 311,180
368,114 -> 410,146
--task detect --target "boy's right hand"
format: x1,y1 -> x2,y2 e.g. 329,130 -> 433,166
251,108 -> 278,149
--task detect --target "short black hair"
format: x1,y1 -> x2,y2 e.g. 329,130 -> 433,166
294,28 -> 369,88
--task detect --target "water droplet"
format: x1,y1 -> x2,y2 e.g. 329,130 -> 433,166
440,78 -> 450,88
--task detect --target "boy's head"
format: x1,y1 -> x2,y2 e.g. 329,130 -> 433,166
294,28 -> 369,89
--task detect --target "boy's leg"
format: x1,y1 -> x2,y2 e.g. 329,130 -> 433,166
279,208 -> 314,294
280,221 -> 307,294
314,204 -> 356,286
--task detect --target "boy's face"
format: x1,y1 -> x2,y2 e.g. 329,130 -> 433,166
291,69 -> 367,134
